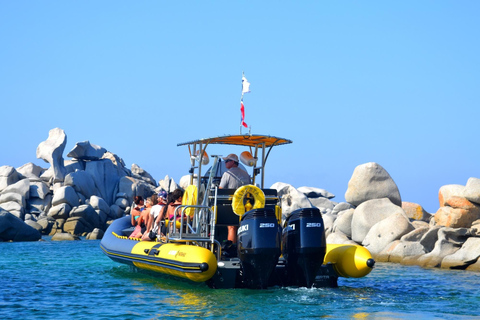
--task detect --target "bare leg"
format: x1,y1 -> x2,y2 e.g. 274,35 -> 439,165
227,225 -> 238,243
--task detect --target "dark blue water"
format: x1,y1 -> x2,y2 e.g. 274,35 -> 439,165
1,239 -> 479,319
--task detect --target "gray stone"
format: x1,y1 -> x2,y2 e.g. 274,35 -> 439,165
441,237 -> 480,269
414,227 -> 472,268
332,208 -> 354,238
464,177 -> 480,205
25,219 -> 43,232
378,240 -> 426,263
351,198 -> 404,243
0,192 -> 25,207
270,182 -> 313,221
36,217 -> 55,235
419,227 -> 441,253
400,227 -> 430,242
0,209 -> 41,241
131,163 -> 156,186
67,140 -> 107,160
29,180 -> 50,199
63,216 -> 94,235
101,151 -> 126,167
158,175 -> 178,193
86,228 -> 105,240
64,159 -> 86,174
309,197 -> 336,213
69,204 -> 100,229
297,186 -> 335,199
402,202 -> 431,222
52,186 -> 80,207
116,192 -> 128,199
326,232 -> 357,245
0,201 -> 24,220
29,194 -> 52,215
2,179 -> 30,202
331,202 -> 354,215
89,196 -> 110,214
322,213 -> 336,236
345,162 -> 401,207
51,232 -> 80,241
0,166 -> 20,193
64,170 -> 98,199
362,212 -> 415,255
115,197 -> 129,209
16,162 -> 45,180
47,203 -> 72,220
109,204 -> 125,219
85,159 -> 127,205
36,128 -> 67,182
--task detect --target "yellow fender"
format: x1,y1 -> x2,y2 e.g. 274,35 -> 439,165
182,185 -> 197,217
232,185 -> 265,216
324,244 -> 375,278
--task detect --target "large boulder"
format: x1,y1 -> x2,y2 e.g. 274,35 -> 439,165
29,194 -> 52,216
463,177 -> 480,205
351,198 -> 404,243
63,216 -> 94,235
0,201 -> 24,220
131,163 -> 156,186
297,187 -> 335,199
36,127 -> 67,182
48,203 -> 72,220
51,232 -> 80,241
52,185 -> 80,207
0,209 -> 41,241
402,202 -> 430,222
158,175 -> 179,193
85,159 -> 127,205
16,162 -> 45,180
377,240 -> 426,263
29,180 -> 50,199
67,140 -> 107,160
362,211 -> 415,255
434,205 -> 480,228
270,182 -> 313,221
64,170 -> 99,199
69,204 -> 101,229
332,208 -> 354,238
86,228 -> 105,240
1,179 -> 30,204
0,166 -> 20,193
409,227 -> 472,268
345,162 -> 401,207
441,237 -> 480,269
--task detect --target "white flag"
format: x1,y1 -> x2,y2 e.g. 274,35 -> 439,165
242,75 -> 251,94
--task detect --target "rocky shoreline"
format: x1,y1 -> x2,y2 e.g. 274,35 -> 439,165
1,128 -> 479,272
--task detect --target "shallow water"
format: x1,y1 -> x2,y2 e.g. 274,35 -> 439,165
1,239 -> 479,319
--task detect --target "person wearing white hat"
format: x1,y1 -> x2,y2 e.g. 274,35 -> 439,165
219,153 -> 251,189
219,153 -> 251,245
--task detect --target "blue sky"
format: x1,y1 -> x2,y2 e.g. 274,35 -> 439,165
1,1 -> 479,213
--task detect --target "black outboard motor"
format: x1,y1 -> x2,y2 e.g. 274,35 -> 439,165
237,207 -> 281,289
282,207 -> 326,287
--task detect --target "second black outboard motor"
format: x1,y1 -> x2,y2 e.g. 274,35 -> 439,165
237,207 -> 281,289
282,207 -> 326,287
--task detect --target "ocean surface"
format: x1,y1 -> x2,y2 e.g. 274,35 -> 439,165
1,238 -> 479,320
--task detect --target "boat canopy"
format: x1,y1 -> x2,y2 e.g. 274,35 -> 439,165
178,134 -> 292,193
177,134 -> 292,148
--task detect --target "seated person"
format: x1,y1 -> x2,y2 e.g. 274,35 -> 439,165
130,196 -> 152,239
219,154 -> 251,189
143,191 -> 168,241
219,154 -> 251,243
130,196 -> 144,227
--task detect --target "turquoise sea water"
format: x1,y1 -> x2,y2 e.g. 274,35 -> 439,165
1,239 -> 479,319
